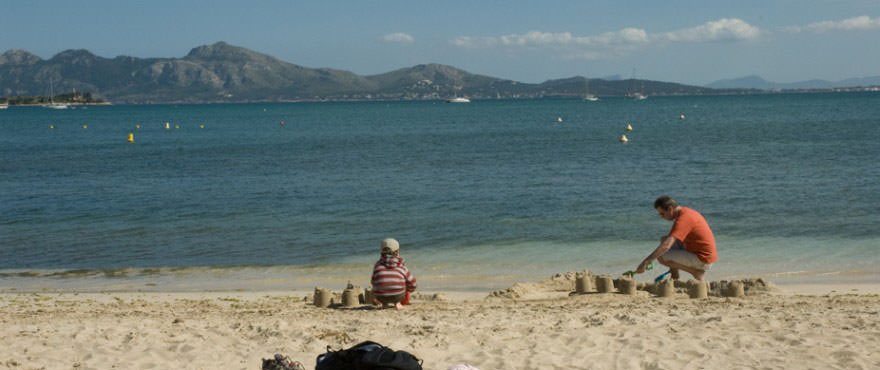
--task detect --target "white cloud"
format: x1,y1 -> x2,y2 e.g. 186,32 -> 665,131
788,15 -> 880,33
452,36 -> 495,48
499,31 -> 573,46
661,18 -> 760,42
450,18 -> 760,60
453,28 -> 650,49
382,32 -> 414,43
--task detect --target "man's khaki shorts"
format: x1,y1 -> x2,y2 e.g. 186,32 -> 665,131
661,241 -> 713,271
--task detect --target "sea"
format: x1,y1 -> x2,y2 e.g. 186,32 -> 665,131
1,93 -> 878,292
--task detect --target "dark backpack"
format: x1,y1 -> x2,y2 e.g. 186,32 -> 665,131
315,341 -> 423,370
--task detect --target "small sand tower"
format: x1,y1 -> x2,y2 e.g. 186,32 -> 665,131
617,277 -> 637,295
313,287 -> 332,308
656,279 -> 676,298
723,281 -> 745,298
596,275 -> 615,293
575,272 -> 594,294
687,279 -> 708,299
342,288 -> 359,307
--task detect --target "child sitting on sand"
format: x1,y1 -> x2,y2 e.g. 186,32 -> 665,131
371,238 -> 417,309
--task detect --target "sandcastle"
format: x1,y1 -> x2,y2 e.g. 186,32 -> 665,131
596,275 -> 616,293
617,277 -> 637,295
722,280 -> 745,298
687,279 -> 708,299
575,272 -> 594,294
313,287 -> 332,308
656,279 -> 675,298
342,287 -> 360,307
313,282 -> 372,308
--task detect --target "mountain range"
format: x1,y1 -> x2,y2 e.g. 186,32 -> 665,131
705,74 -> 880,90
1,42 -> 871,104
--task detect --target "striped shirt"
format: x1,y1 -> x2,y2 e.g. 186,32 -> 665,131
371,254 -> 417,297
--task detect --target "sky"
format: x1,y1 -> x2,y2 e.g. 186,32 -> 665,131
3,0 -> 879,86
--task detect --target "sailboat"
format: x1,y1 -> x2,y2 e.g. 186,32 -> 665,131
46,79 -> 69,109
629,91 -> 647,101
583,77 -> 599,101
627,68 -> 647,101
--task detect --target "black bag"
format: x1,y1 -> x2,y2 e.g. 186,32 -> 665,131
315,341 -> 423,370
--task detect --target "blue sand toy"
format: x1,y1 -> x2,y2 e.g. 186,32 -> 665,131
654,271 -> 671,283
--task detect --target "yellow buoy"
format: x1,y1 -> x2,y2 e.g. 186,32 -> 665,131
49,124 -> 55,129
127,132 -> 134,143
175,124 -> 180,129
625,123 -> 633,131
199,124 -> 205,129
82,124 -> 88,129
165,122 -> 171,130
557,117 -> 563,123
619,134 -> 629,143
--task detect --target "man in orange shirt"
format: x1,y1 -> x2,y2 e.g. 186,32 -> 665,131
635,196 -> 718,281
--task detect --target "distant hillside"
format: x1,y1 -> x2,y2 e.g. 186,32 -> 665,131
1,42 -> 744,103
707,75 -> 880,90
537,76 -> 715,97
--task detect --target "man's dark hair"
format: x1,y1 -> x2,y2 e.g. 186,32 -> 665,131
654,195 -> 678,210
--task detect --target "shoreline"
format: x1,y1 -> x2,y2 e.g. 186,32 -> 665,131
2,281 -> 878,300
3,268 -> 878,295
2,90 -> 879,107
0,102 -> 112,107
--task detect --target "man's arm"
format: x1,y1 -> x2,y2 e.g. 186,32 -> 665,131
636,235 -> 677,273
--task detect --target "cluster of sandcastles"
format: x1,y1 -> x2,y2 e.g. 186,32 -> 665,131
570,273 -> 743,298
307,273 -> 772,307
489,271 -> 773,299
309,283 -> 444,308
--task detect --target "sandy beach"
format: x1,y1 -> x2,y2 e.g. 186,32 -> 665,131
2,275 -> 878,370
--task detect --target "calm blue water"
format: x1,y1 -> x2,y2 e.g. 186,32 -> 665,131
1,94 -> 879,291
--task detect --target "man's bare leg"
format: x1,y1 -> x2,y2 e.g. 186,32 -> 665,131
657,257 -> 705,280
657,256 -> 679,279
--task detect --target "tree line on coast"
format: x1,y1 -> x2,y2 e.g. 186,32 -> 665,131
1,92 -> 105,105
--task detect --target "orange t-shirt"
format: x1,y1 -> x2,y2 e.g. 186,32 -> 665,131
669,207 -> 718,264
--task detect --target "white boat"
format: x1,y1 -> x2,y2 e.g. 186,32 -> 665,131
0,105 -> 8,110
45,79 -> 69,109
628,68 -> 647,100
583,77 -> 599,101
628,92 -> 647,101
447,97 -> 470,103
